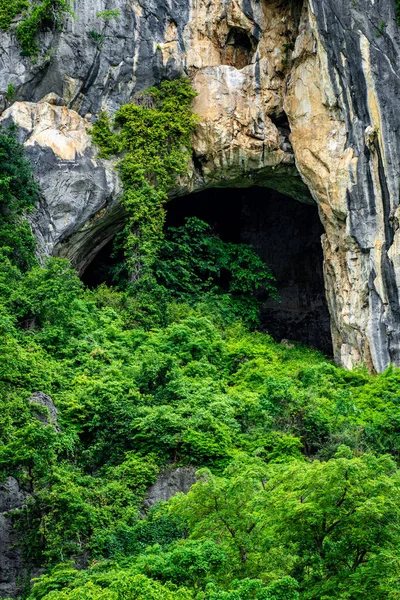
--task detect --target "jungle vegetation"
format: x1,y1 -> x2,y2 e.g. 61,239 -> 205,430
0,82 -> 400,600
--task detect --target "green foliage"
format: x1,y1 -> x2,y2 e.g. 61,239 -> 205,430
88,30 -> 105,49
134,539 -> 226,589
91,79 -> 198,281
376,20 -> 386,37
0,126 -> 38,269
0,126 -> 39,214
10,257 -> 85,346
89,7 -> 120,48
31,573 -> 194,600
0,248 -> 399,596
397,0 -> 400,25
170,452 -> 400,598
154,216 -> 277,327
2,246 -> 400,592
0,0 -> 29,30
92,80 -> 275,327
105,216 -> 278,329
5,82 -> 16,102
0,0 -> 72,56
204,577 -> 299,600
16,453 -> 160,565
96,9 -> 120,21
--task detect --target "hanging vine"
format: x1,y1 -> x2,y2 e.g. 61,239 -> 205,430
91,78 -> 198,283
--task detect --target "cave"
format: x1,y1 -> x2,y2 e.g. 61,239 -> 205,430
83,186 -> 332,355
221,27 -> 257,69
166,187 -> 332,354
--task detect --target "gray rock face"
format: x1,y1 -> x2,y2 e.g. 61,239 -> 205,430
0,479 -> 26,599
0,100 -> 123,272
0,0 -> 188,115
144,467 -> 197,509
285,0 -> 400,371
0,0 -> 307,272
311,0 -> 400,371
29,392 -> 60,430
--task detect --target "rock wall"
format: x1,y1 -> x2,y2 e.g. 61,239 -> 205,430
143,467 -> 197,510
0,99 -> 123,271
0,479 -> 27,598
0,0 -> 399,372
285,0 -> 400,371
0,0 -> 308,273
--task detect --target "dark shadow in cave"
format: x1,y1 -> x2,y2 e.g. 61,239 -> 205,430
167,187 -> 332,355
221,27 -> 258,69
81,237 -> 118,288
82,186 -> 332,355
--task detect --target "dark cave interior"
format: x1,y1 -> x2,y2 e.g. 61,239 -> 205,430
83,186 -> 332,355
221,27 -> 258,69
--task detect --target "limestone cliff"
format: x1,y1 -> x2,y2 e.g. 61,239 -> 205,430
0,0 -> 399,373
286,0 -> 400,372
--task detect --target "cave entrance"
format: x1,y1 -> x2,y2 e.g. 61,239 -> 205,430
82,186 -> 332,355
166,186 -> 332,355
221,27 -> 258,69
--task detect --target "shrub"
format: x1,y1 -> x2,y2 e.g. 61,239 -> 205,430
91,78 -> 198,281
0,0 -> 72,56
0,125 -> 38,269
0,0 -> 29,30
96,9 -> 120,21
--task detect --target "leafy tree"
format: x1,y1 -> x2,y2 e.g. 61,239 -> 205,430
0,125 -> 38,269
170,451 -> 400,598
154,217 -> 277,327
10,257 -> 85,347
134,540 -> 226,590
204,577 -> 299,600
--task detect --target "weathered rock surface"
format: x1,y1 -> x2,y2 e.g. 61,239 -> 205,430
0,478 -> 27,598
29,392 -> 60,430
0,101 -> 123,273
144,467 -> 197,509
0,0 -> 308,273
285,0 -> 400,371
0,0 -> 400,372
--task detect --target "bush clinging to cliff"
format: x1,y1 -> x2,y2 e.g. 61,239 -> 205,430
91,78 -> 198,281
0,0 -> 71,56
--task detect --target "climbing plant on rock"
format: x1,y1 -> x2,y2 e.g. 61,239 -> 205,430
91,78 -> 198,283
0,0 -> 72,56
